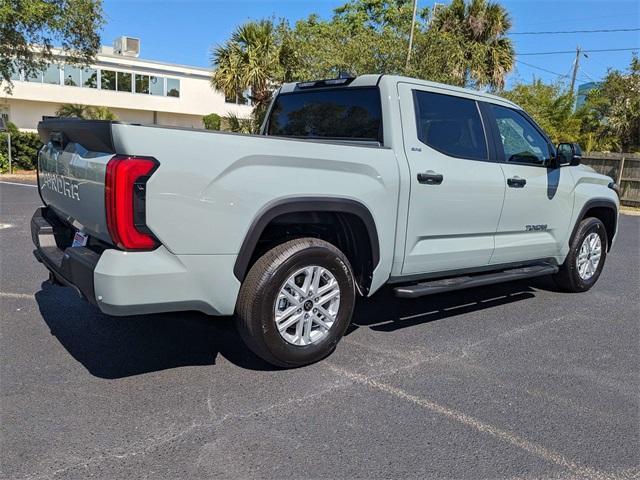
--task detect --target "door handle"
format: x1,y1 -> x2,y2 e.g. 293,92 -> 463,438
507,176 -> 526,188
417,171 -> 443,185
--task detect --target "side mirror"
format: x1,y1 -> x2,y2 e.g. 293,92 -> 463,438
557,143 -> 582,166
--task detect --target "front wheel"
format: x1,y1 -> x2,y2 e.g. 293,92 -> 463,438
235,238 -> 356,368
554,217 -> 607,292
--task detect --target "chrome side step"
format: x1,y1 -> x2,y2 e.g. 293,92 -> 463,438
393,263 -> 559,299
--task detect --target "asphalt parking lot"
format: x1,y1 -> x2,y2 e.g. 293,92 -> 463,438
1,179 -> 638,480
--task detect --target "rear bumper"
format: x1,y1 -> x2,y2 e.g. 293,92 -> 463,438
31,207 -> 240,317
31,207 -> 99,304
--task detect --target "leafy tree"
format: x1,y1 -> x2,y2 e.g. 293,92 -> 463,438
55,104 -> 117,120
223,113 -> 260,134
577,56 -> 640,152
289,1 -> 424,79
502,79 -> 580,144
203,113 -> 222,130
287,0 -> 513,90
89,106 -> 117,120
425,0 -> 514,90
55,103 -> 86,118
0,0 -> 104,93
211,19 -> 290,119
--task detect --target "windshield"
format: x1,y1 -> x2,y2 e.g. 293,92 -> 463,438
266,87 -> 382,143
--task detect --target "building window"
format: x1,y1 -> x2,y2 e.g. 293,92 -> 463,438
117,71 -> 132,92
225,88 -> 250,105
149,76 -> 163,95
135,74 -> 149,94
9,63 -> 21,81
43,64 -> 60,85
166,78 -> 180,97
63,65 -> 81,86
101,70 -> 116,90
83,68 -> 97,88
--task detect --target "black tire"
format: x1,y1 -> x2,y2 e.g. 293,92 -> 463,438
553,217 -> 607,292
235,238 -> 356,368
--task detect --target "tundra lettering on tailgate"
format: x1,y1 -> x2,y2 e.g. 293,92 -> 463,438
40,172 -> 80,201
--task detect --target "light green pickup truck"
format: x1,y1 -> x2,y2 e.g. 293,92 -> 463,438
32,74 -> 619,367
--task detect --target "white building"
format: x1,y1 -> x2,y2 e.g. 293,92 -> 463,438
1,37 -> 253,131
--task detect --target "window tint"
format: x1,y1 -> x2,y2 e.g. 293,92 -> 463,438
267,87 -> 382,141
25,70 -> 42,82
43,64 -> 60,85
414,91 -> 487,160
166,78 -> 180,97
149,76 -> 163,95
117,71 -> 132,92
491,105 -> 550,166
135,74 -> 149,94
63,65 -> 81,86
83,68 -> 97,88
101,70 -> 116,90
9,63 -> 21,81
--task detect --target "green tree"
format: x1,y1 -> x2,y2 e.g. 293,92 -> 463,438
203,113 -> 222,130
0,0 -> 105,92
0,121 -> 42,170
223,113 -> 260,134
290,0 -> 424,79
578,56 -> 640,152
425,0 -> 514,89
502,79 -> 580,144
211,19 -> 291,125
55,104 -> 117,120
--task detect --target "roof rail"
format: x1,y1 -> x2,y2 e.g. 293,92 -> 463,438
296,76 -> 356,89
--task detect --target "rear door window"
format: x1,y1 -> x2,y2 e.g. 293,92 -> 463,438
267,87 -> 382,142
413,90 -> 488,161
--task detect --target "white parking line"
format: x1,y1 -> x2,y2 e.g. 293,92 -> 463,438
0,292 -> 35,300
327,363 -> 611,480
0,181 -> 38,188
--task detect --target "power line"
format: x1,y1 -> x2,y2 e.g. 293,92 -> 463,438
517,47 -> 639,56
515,59 -> 568,78
515,60 -> 594,83
510,27 -> 640,35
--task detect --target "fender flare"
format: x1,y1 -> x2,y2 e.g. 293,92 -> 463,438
233,197 -> 380,282
569,198 -> 618,250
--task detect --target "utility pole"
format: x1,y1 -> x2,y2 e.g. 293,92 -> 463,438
406,0 -> 418,70
569,45 -> 581,95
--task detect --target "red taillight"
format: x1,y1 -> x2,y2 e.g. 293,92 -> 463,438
105,155 -> 159,250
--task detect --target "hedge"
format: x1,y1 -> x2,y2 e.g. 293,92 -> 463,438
0,122 -> 43,172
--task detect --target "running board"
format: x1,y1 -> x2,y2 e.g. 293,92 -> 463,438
393,263 -> 559,299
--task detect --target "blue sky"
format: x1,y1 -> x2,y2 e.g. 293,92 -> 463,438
101,0 -> 640,88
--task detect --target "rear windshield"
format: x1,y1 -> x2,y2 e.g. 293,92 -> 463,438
266,87 -> 382,143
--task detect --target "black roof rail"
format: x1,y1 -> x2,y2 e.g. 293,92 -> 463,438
295,76 -> 356,90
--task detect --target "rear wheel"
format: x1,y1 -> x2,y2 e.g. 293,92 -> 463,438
554,217 -> 607,292
235,238 -> 356,368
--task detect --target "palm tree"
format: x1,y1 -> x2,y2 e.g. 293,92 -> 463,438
211,20 -> 281,118
429,0 -> 514,90
88,106 -> 117,120
55,103 -> 88,118
55,104 -> 117,120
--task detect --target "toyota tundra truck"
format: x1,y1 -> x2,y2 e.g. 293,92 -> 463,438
31,74 -> 620,367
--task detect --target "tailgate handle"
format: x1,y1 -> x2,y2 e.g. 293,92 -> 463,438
50,131 -> 68,149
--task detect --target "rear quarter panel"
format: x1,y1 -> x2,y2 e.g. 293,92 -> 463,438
111,124 -> 400,293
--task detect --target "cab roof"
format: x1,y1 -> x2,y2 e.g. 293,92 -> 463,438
279,74 -> 521,110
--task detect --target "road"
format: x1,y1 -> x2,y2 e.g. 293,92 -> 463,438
1,180 -> 638,480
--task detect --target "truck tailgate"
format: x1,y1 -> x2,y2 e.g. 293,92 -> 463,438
37,120 -> 115,244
